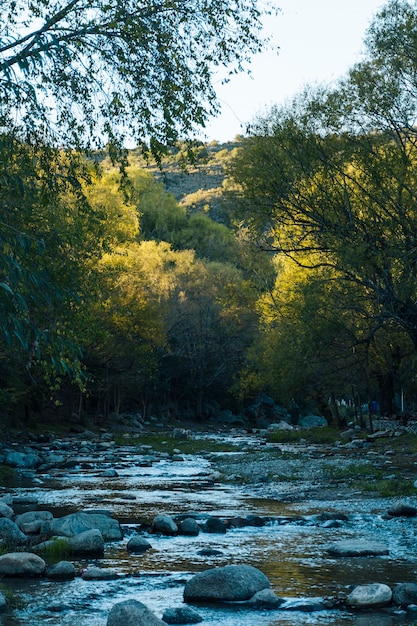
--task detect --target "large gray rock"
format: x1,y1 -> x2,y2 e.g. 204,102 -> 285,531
50,512 -> 122,540
0,502 -> 13,519
151,514 -> 178,535
15,510 -> 53,534
347,583 -> 392,608
107,599 -> 165,626
67,529 -> 104,555
387,502 -> 417,518
184,565 -> 270,603
4,450 -> 42,468
0,518 -> 28,545
46,560 -> 76,580
0,552 -> 46,576
326,540 -> 389,557
393,583 -> 417,606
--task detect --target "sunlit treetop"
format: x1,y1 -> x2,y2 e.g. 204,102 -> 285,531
0,0 -> 275,156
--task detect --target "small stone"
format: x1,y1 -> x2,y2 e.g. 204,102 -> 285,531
347,583 -> 392,608
162,606 -> 203,624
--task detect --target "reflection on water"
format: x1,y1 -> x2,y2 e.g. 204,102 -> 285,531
2,438 -> 417,625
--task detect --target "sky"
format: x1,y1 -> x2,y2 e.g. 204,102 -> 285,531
201,0 -> 387,142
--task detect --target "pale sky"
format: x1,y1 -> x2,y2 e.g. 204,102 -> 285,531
201,0 -> 387,141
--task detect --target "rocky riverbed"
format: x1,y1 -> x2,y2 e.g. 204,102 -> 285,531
0,420 -> 416,625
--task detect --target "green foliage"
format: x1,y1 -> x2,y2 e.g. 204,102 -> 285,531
0,0 -> 272,155
228,1 -> 417,411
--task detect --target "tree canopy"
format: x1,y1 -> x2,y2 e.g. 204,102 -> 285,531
0,0 -> 272,153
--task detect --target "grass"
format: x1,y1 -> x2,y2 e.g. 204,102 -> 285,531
114,432 -> 241,455
266,426 -> 342,445
323,461 -> 417,497
357,477 -> 416,497
36,538 -> 70,558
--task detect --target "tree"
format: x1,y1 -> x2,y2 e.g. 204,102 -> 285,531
1,0 -> 273,153
228,0 -> 417,412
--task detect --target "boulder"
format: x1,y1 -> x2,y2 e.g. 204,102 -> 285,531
387,502 -> 417,518
178,519 -> 199,536
0,502 -> 13,519
50,512 -> 122,541
107,599 -> 165,626
46,561 -> 76,580
326,540 -> 389,557
161,606 -> 203,624
67,529 -> 104,555
15,510 -> 53,535
393,583 -> 417,606
347,583 -> 392,608
126,534 -> 152,553
151,514 -> 178,535
4,450 -> 42,468
0,552 -> 46,576
184,564 -> 270,603
203,517 -> 227,534
298,415 -> 328,429
0,518 -> 28,545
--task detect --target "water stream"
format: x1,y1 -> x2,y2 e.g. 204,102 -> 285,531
1,435 -> 417,625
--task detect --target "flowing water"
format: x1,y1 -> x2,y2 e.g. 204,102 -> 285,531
1,434 -> 417,625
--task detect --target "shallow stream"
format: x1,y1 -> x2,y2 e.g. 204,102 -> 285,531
1,433 -> 417,625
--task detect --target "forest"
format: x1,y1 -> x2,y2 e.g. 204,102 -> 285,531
2,0 -> 417,426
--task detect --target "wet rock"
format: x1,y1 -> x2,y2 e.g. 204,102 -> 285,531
203,516 -> 227,534
151,514 -> 178,535
50,511 -> 122,540
247,588 -> 284,609
0,518 -> 28,545
107,599 -> 165,626
126,534 -> 152,553
387,502 -> 417,517
197,548 -> 223,556
279,597 -> 328,611
101,469 -> 119,477
15,510 -> 53,534
46,561 -> 76,580
66,529 -> 104,555
0,502 -> 13,519
162,606 -> 203,624
245,515 -> 266,527
178,518 -> 200,536
82,566 -> 118,580
326,540 -> 389,557
183,564 -> 270,603
393,583 -> 417,606
0,592 -> 6,610
346,583 -> 392,608
0,552 -> 46,576
4,450 -> 42,468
